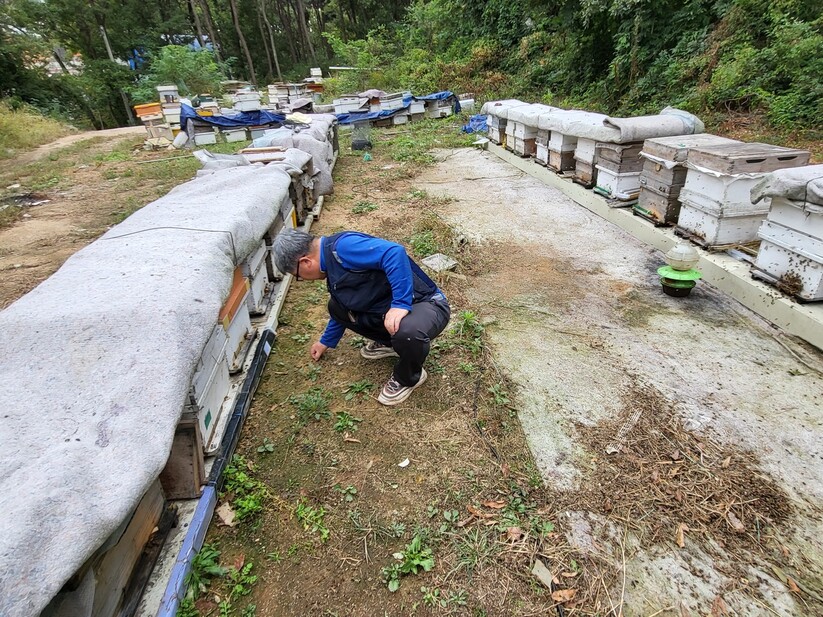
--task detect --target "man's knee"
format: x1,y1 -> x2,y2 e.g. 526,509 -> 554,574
392,321 -> 430,350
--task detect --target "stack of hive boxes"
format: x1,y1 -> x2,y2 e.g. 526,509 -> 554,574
634,134 -> 741,225
677,143 -> 810,248
507,104 -> 556,158
548,130 -> 577,172
483,100 -> 528,146
753,165 -> 823,301
573,138 -> 599,186
593,142 -> 645,201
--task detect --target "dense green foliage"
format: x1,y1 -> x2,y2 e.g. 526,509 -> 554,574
1,0 -> 820,132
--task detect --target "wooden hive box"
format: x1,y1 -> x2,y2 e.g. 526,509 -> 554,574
688,143 -> 810,175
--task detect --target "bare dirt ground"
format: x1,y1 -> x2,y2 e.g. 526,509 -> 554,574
0,130 -> 225,309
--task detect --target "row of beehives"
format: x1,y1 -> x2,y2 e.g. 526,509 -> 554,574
332,92 -> 461,125
485,101 -> 822,302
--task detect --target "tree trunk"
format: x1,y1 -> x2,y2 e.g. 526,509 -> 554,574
260,0 -> 284,81
292,0 -> 316,62
228,0 -> 258,84
257,8 -> 275,81
188,0 -> 206,49
197,0 -> 224,63
274,0 -> 299,63
97,22 -> 135,125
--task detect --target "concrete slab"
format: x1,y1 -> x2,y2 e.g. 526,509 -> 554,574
415,148 -> 823,616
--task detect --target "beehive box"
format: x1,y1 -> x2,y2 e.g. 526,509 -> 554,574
596,142 -> 644,174
574,159 -> 597,187
688,143 -> 810,175
755,220 -> 823,301
549,149 -> 576,172
768,197 -> 823,239
242,240 -> 271,315
219,268 -> 254,373
594,167 -> 641,201
512,137 -> 536,158
535,143 -> 550,166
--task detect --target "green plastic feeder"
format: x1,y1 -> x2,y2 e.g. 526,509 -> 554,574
658,265 -> 702,297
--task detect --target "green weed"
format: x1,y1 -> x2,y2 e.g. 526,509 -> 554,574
334,484 -> 358,502
343,379 -> 375,400
351,200 -> 378,214
222,455 -> 268,521
409,229 -> 438,258
488,384 -> 510,406
256,438 -> 275,454
333,411 -> 362,433
295,499 -> 330,542
382,535 -> 435,592
288,387 -> 331,424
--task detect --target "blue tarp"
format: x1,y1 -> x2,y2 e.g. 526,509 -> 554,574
335,91 -> 461,125
180,103 -> 285,128
461,114 -> 488,134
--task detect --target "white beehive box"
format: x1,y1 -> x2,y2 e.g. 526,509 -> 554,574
594,167 -> 642,201
755,220 -> 823,300
223,128 -> 248,143
220,269 -> 254,373
392,113 -> 409,125
535,143 -> 550,166
512,136 -> 536,157
575,138 -> 598,164
425,99 -> 452,118
409,100 -> 425,115
187,324 -> 230,446
549,132 -> 577,152
156,84 -> 179,104
511,123 -> 537,139
488,127 -> 502,144
678,198 -> 769,247
242,240 -> 271,315
193,130 -> 217,146
380,92 -> 406,111
768,197 -> 823,239
536,129 -> 550,146
333,96 -> 363,114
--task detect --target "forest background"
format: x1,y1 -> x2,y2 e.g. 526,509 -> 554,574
0,0 -> 821,141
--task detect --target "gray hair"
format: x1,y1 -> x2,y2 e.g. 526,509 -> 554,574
272,229 -> 315,274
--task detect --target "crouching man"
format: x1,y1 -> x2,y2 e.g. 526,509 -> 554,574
272,229 -> 451,405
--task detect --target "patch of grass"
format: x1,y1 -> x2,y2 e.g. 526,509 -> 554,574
288,387 -> 331,425
0,101 -> 72,158
409,229 -> 438,258
295,498 -> 330,542
351,200 -> 379,214
488,384 -> 510,406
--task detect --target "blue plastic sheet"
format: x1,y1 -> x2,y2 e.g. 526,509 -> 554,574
461,114 -> 487,134
180,103 -> 285,128
335,91 -> 462,125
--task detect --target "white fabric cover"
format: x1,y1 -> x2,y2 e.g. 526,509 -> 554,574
507,103 -> 561,127
0,163 -> 293,617
536,107 -> 703,143
480,99 -> 529,119
751,164 -> 823,206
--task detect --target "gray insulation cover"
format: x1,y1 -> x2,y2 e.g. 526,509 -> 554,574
0,162 -> 293,617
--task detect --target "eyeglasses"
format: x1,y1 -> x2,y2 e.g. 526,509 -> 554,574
294,259 -> 303,281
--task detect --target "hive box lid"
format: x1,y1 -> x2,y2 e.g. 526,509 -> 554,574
642,134 -> 741,163
688,142 -> 810,175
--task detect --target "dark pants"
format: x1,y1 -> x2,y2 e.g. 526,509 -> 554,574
328,295 -> 451,386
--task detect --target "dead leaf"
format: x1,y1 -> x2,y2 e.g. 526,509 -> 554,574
727,512 -> 745,533
710,595 -> 729,616
551,589 -> 577,603
675,489 -> 684,503
501,462 -> 510,478
787,577 -> 801,593
234,554 -> 245,571
531,558 -> 554,589
482,500 -> 506,509
343,435 -> 361,443
605,445 -> 619,455
216,502 -> 237,527
457,516 -> 474,528
670,449 -> 682,461
721,456 -> 731,468
506,527 -> 523,542
668,466 -> 681,478
468,505 -> 495,519
561,571 -> 579,578
651,470 -> 660,483
676,523 -> 689,548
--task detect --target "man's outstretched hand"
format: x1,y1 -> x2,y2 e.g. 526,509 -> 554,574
384,307 -> 409,336
310,341 -> 328,361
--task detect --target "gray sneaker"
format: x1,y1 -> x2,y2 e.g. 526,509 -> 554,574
360,341 -> 399,360
377,369 -> 428,406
